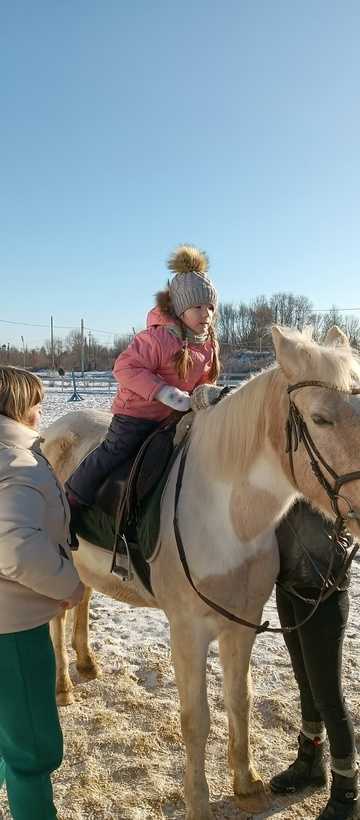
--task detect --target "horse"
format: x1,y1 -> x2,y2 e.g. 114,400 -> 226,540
42,325 -> 360,820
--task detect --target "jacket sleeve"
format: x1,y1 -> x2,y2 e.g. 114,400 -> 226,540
113,329 -> 166,401
0,481 -> 80,600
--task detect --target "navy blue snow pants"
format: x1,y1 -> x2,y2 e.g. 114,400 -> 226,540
65,414 -> 160,506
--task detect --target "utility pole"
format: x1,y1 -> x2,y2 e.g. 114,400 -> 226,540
80,318 -> 85,377
21,336 -> 26,368
88,330 -> 92,371
50,315 -> 55,371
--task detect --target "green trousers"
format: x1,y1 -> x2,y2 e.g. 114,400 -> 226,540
0,623 -> 63,819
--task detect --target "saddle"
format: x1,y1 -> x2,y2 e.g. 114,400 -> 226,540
71,413 -> 189,591
96,413 -> 182,525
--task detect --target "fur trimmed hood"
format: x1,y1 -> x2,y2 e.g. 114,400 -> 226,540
146,306 -> 178,329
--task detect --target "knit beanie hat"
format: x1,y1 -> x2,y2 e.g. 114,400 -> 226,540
167,245 -> 218,317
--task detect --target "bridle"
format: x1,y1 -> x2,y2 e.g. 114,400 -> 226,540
173,379 -> 360,634
286,379 -> 360,533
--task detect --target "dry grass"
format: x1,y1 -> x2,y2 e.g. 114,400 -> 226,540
0,606 -> 359,820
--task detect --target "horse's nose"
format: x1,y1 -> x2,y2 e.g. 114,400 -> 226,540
345,510 -> 360,536
346,508 -> 360,521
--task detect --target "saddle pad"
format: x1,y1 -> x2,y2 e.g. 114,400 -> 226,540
71,503 -> 119,553
135,452 -> 176,560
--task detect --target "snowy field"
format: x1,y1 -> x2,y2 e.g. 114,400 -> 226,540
0,390 -> 359,820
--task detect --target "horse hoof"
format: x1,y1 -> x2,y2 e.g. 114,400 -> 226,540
76,660 -> 101,680
235,789 -> 272,814
56,689 -> 75,706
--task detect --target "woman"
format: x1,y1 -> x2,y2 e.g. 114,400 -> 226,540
271,501 -> 359,820
0,366 -> 84,819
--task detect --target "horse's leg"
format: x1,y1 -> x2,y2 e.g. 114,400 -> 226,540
50,610 -> 74,706
171,619 -> 212,820
218,626 -> 268,810
71,585 -> 101,679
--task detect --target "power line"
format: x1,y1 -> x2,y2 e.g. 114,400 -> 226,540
0,318 -> 118,336
84,326 -> 116,336
312,307 -> 360,313
0,319 -> 49,328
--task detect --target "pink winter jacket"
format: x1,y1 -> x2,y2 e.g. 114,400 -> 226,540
111,308 -> 215,421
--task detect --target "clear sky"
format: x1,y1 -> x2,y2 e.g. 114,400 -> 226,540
1,0 -> 359,348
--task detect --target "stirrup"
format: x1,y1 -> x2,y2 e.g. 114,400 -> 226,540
111,534 -> 134,581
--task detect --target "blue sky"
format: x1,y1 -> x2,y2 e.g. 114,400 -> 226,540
1,0 -> 359,347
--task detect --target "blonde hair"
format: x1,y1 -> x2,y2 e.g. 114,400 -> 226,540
0,366 -> 44,422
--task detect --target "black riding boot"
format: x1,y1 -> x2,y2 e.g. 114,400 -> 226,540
316,771 -> 360,819
270,732 -> 328,794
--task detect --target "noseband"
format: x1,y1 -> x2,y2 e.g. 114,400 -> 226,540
286,379 -> 360,534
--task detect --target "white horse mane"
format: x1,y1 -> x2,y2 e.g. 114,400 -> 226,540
191,327 -> 360,481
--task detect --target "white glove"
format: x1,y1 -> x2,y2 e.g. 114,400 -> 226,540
155,384 -> 191,411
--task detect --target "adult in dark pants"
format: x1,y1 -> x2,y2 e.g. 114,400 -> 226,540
271,500 -> 359,820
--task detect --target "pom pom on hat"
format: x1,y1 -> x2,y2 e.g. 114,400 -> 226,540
167,245 -> 209,276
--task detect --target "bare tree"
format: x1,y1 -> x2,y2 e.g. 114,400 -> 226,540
343,316 -> 360,348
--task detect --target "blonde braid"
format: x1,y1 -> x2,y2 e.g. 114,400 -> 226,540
207,324 -> 221,383
173,323 -> 194,380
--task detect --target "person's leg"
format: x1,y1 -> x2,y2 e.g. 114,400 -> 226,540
277,586 -> 325,737
296,591 -> 359,818
0,624 -> 63,820
66,414 -> 160,505
270,586 -> 327,794
0,756 -> 5,788
297,590 -> 355,767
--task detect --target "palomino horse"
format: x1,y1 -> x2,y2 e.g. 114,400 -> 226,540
43,325 -> 360,820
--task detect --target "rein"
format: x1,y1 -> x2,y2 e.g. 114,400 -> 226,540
174,438 -> 271,635
173,379 -> 360,635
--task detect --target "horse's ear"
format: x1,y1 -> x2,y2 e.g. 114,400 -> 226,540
272,325 -> 310,381
324,325 -> 350,348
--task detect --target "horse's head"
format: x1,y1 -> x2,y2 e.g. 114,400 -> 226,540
272,324 -> 360,534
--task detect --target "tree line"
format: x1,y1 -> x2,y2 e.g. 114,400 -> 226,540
1,292 -> 359,371
217,294 -> 360,350
0,330 -> 133,372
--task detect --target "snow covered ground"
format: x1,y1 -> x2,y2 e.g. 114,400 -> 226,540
0,390 -> 359,820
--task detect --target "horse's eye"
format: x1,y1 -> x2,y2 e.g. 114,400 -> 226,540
311,414 -> 334,426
